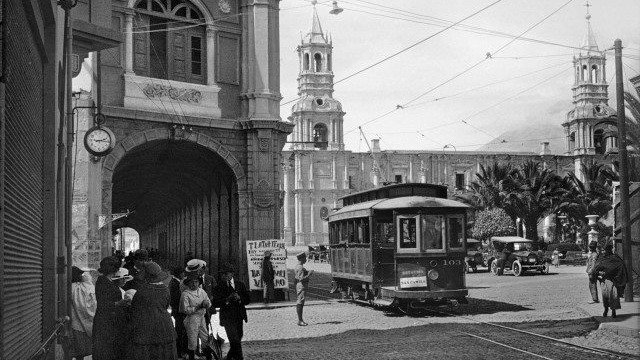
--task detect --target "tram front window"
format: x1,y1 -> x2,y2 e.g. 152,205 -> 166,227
422,215 -> 444,251
448,215 -> 465,250
398,216 -> 418,250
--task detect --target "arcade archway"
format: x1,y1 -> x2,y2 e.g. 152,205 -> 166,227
110,135 -> 239,273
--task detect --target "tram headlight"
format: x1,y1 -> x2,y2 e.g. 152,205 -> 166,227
427,269 -> 439,280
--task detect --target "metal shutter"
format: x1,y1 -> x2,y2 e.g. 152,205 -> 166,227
1,1 -> 45,358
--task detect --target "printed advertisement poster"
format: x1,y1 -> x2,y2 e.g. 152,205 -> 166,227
246,239 -> 288,290
398,263 -> 427,289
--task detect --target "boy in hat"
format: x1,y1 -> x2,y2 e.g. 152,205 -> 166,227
294,252 -> 314,326
213,262 -> 250,360
180,273 -> 212,360
261,251 -> 275,304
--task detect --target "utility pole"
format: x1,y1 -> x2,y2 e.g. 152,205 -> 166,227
614,39 -> 633,302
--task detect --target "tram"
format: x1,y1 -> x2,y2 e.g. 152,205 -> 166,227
328,183 -> 469,311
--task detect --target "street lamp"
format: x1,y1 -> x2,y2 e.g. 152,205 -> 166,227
329,1 -> 344,14
557,215 -> 567,242
443,144 -> 457,152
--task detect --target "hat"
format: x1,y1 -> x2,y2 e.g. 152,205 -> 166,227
133,249 -> 149,262
98,256 -> 121,275
141,261 -> 169,283
185,258 -> 207,273
296,252 -> 307,260
111,268 -> 134,282
218,262 -> 235,274
263,250 -> 272,257
71,266 -> 85,283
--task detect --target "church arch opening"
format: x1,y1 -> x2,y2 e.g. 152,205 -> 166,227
582,65 -> 588,82
591,65 -> 599,83
314,53 -> 322,72
313,123 -> 328,149
111,138 -> 239,273
593,129 -> 605,154
304,53 -> 310,70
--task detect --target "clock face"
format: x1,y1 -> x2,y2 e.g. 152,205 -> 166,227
84,126 -> 114,156
320,206 -> 329,220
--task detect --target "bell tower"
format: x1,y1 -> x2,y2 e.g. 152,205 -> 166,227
563,3 -> 617,157
288,3 -> 345,150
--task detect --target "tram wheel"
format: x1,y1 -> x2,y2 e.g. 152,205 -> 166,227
512,260 -> 522,277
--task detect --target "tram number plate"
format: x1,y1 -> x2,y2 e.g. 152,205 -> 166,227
399,276 -> 427,288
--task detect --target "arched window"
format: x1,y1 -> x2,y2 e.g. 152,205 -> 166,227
591,65 -> 599,83
594,129 -> 604,154
303,53 -> 310,70
314,53 -> 322,72
582,65 -> 588,82
132,0 -> 205,83
569,132 -> 576,152
313,123 -> 328,149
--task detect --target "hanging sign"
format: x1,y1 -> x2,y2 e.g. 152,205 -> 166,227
245,239 -> 288,290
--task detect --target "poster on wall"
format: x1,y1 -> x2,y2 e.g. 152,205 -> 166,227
246,239 -> 288,290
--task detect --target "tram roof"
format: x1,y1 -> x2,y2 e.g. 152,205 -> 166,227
340,183 -> 448,206
330,196 -> 469,221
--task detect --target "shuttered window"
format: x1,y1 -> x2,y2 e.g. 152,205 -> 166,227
132,0 -> 206,84
2,0 -> 45,358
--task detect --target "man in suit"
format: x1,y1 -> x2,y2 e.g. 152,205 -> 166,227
213,262 -> 250,360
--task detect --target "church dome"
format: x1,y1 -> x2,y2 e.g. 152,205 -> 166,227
566,101 -> 615,122
291,94 -> 343,113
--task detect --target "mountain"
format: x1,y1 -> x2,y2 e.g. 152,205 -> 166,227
477,124 -> 566,155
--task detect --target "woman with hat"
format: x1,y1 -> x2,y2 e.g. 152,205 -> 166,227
294,252 -> 314,326
180,272 -> 212,360
593,241 -> 628,318
93,256 -> 127,360
129,261 -> 177,359
70,266 -> 96,360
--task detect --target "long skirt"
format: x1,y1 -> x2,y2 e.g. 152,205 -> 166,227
69,329 -> 92,358
132,341 -> 177,360
184,313 -> 208,351
601,279 -> 621,310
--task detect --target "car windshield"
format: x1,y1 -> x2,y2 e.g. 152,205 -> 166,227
513,242 -> 532,251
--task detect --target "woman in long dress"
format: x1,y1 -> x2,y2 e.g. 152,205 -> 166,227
70,266 -> 96,360
129,261 -> 177,360
592,242 -> 628,318
92,256 -> 126,360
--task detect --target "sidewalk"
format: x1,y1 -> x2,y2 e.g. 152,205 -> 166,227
578,299 -> 640,338
246,299 -> 335,310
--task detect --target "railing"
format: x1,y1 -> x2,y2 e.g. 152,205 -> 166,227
28,317 -> 69,360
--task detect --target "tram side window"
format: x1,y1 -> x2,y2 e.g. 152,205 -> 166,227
374,220 -> 395,246
422,215 -> 444,251
347,220 -> 356,243
448,215 -> 465,250
358,218 -> 370,244
398,216 -> 418,250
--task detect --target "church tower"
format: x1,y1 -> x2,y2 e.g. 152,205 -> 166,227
563,5 -> 617,156
289,4 -> 345,150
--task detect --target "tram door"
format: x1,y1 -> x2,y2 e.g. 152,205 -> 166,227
372,211 -> 396,288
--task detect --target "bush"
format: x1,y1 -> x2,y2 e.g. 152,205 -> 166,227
471,208 -> 516,242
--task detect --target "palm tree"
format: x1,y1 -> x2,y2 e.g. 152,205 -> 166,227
558,161 -> 614,224
502,161 -> 564,243
623,91 -> 640,153
462,162 -> 514,210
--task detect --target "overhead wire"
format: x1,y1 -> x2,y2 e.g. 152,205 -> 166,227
345,0 -> 575,135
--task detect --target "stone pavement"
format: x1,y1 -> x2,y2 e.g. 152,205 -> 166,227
578,299 -> 640,338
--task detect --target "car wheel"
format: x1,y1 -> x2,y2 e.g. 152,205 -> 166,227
512,260 -> 522,277
490,259 -> 500,275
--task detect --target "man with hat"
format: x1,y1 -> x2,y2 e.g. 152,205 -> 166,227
294,252 -> 314,326
123,249 -> 150,291
260,250 -> 275,304
586,240 -> 600,304
213,262 -> 250,360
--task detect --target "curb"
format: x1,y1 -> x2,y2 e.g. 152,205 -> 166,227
598,322 -> 640,338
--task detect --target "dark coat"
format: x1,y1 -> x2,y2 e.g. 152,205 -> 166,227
213,279 -> 250,327
261,259 -> 275,283
92,276 -> 124,360
129,283 -> 177,345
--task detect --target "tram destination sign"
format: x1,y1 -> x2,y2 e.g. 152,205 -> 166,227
398,263 -> 427,289
246,239 -> 288,290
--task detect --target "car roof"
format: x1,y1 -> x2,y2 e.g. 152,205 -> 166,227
491,236 -> 533,243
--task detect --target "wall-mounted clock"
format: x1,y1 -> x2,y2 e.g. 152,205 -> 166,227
84,125 -> 116,157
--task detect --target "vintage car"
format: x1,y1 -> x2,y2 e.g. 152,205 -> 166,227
465,238 -> 485,273
486,236 -> 549,276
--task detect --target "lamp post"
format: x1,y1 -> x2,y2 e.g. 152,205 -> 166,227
558,215 -> 567,242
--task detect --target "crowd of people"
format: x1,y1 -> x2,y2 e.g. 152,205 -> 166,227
69,249 -> 251,360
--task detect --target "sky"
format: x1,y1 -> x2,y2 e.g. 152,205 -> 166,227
73,0 -> 640,152
278,0 -> 640,151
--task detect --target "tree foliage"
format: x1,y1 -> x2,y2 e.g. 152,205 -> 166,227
471,208 -> 516,242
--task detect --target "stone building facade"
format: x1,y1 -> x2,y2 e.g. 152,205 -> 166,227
281,7 -> 614,246
73,0 -> 292,284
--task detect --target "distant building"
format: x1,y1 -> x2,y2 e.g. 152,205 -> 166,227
281,6 -> 615,245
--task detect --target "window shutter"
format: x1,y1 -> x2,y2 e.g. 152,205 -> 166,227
170,29 -> 187,82
133,15 -> 150,76
188,28 -> 204,84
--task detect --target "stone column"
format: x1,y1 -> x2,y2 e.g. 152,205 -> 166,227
309,194 -> 315,241
408,158 -> 413,183
331,155 -> 337,189
420,160 -> 426,183
308,153 -> 314,189
343,159 -> 349,189
206,25 -> 216,86
124,13 -> 134,74
282,163 -> 293,244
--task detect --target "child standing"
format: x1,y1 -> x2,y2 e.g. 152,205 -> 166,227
552,249 -> 560,268
180,273 -> 212,360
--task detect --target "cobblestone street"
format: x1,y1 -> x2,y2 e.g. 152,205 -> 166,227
237,262 -> 639,358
